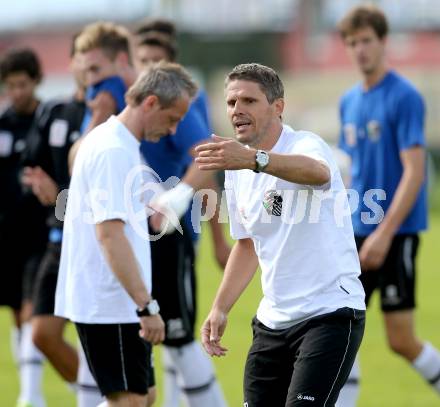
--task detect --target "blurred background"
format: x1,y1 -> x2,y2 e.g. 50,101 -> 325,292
1,0 -> 439,406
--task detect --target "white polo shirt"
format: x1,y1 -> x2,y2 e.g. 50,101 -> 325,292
225,125 -> 365,330
55,116 -> 151,324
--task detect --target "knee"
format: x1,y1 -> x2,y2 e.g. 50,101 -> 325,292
147,386 -> 157,406
128,393 -> 148,407
32,326 -> 55,352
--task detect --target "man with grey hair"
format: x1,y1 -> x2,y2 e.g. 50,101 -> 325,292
197,63 -> 365,406
55,61 -> 197,407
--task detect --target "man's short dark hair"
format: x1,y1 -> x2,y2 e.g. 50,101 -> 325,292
225,63 -> 284,104
338,5 -> 388,40
135,18 -> 176,39
0,48 -> 42,82
137,33 -> 177,62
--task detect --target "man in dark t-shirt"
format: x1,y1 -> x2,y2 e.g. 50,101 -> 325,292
0,47 -> 48,407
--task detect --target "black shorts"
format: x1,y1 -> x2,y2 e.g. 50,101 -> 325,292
33,243 -> 61,316
150,227 -> 196,347
244,308 -> 365,407
0,226 -> 46,308
75,323 -> 155,396
356,234 -> 419,312
0,226 -> 23,309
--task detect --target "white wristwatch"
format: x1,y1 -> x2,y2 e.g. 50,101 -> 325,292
136,299 -> 160,317
254,150 -> 270,173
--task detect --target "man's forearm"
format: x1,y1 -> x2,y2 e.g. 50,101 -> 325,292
377,167 -> 424,236
99,232 -> 151,308
182,161 -> 215,191
263,152 -> 330,186
211,238 -> 258,314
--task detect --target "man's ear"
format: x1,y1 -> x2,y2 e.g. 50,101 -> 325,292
274,98 -> 284,117
141,94 -> 160,112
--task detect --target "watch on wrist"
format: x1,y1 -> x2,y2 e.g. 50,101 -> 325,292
253,150 -> 270,173
136,299 -> 160,317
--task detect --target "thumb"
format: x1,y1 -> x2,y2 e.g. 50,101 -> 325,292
211,134 -> 228,143
209,318 -> 219,342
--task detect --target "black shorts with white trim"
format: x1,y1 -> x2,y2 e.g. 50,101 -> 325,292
33,242 -> 61,316
356,234 -> 418,312
244,307 -> 365,407
150,226 -> 196,347
75,323 -> 155,396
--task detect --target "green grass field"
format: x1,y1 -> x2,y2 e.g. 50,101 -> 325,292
1,213 -> 440,406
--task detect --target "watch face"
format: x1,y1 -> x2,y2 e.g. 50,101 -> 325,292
147,300 -> 160,315
257,151 -> 269,168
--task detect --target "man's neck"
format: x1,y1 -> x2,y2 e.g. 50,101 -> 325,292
117,108 -> 142,141
16,98 -> 39,115
363,65 -> 388,91
257,121 -> 283,151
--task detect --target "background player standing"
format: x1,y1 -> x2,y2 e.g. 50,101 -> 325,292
336,5 -> 440,406
0,48 -> 48,407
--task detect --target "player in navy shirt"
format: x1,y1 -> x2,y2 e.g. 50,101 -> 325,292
0,47 -> 48,407
336,5 -> 440,405
134,20 -> 228,407
339,71 -> 427,236
20,39 -> 86,397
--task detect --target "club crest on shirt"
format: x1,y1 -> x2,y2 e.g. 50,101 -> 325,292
343,123 -> 357,147
49,119 -> 69,147
0,131 -> 13,156
367,120 -> 381,142
14,139 -> 26,153
263,190 -> 283,216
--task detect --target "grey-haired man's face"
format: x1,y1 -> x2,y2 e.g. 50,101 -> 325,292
142,94 -> 190,142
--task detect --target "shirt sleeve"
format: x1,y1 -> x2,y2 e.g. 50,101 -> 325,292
293,133 -> 331,170
87,147 -> 137,224
395,89 -> 426,151
224,171 -> 250,240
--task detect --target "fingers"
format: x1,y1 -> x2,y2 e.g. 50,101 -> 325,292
197,163 -> 222,171
140,316 -> 166,345
211,134 -> 229,142
200,318 -> 228,357
197,149 -> 223,158
195,142 -> 223,153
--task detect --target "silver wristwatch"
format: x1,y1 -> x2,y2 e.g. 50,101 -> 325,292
136,299 -> 160,317
254,150 -> 270,173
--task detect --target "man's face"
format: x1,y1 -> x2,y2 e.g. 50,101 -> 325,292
135,44 -> 169,73
143,94 -> 190,142
344,26 -> 386,75
79,48 -> 118,86
225,79 -> 280,147
4,72 -> 38,113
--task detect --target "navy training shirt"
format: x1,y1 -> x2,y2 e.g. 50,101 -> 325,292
338,70 -> 428,236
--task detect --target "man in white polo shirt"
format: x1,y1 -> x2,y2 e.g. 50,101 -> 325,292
55,61 -> 197,407
197,63 -> 366,406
